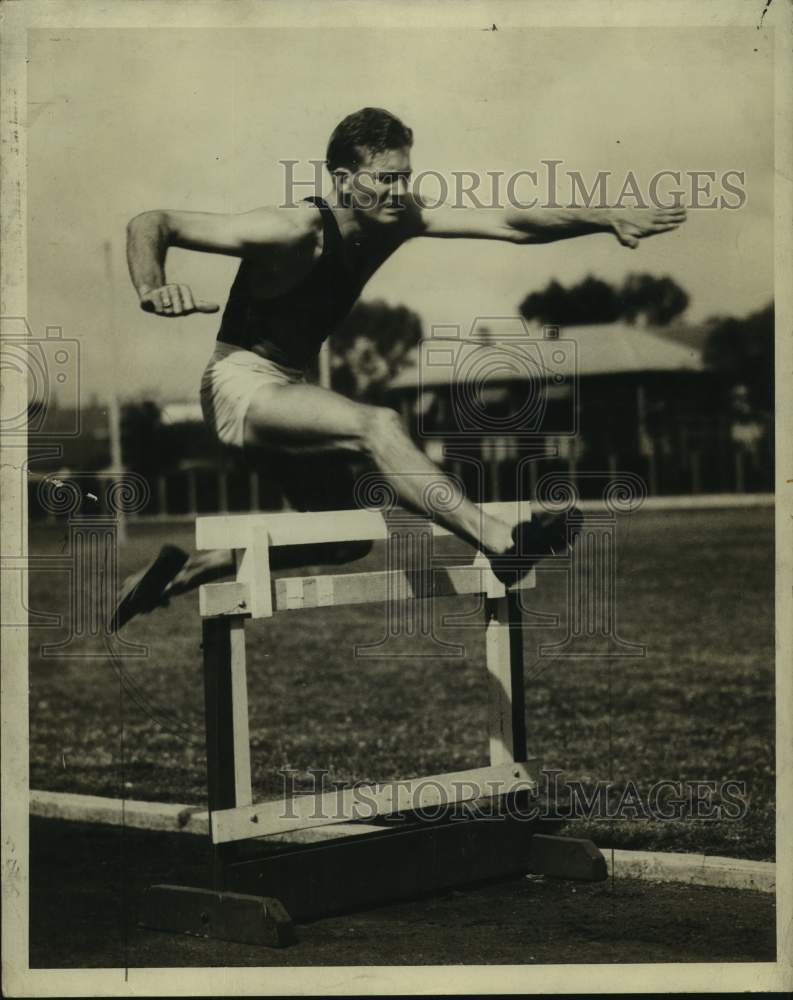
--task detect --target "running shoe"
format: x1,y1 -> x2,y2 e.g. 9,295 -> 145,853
110,545 -> 189,630
489,507 -> 584,586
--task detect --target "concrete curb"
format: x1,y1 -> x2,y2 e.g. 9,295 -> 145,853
30,790 -> 775,894
29,790 -> 380,844
606,847 -> 775,894
30,790 -> 210,836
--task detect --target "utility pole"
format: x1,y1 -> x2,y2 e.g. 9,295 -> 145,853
102,240 -> 127,543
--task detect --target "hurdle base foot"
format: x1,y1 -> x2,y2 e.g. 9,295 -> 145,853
139,884 -> 295,947
528,834 -> 607,881
225,811 -> 554,921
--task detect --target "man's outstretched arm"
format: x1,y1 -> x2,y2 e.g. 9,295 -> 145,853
412,200 -> 687,248
126,206 -> 320,316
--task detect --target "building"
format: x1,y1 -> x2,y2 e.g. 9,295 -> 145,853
385,320 -> 770,500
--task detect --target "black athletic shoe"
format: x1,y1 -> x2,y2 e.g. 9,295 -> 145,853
111,545 -> 189,631
489,507 -> 584,586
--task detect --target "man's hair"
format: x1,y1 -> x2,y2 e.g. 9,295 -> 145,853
326,107 -> 413,173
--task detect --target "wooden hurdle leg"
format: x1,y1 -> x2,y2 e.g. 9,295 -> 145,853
202,615 -> 253,888
139,614 -> 295,947
485,587 -> 528,766
481,587 -> 607,882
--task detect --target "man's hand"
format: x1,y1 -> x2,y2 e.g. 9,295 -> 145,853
609,206 -> 687,249
139,284 -> 219,317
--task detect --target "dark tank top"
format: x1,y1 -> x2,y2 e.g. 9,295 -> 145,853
217,196 -> 362,369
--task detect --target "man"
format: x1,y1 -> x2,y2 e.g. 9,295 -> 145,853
113,107 -> 686,629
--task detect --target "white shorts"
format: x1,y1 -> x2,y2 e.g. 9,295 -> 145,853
200,342 -> 305,449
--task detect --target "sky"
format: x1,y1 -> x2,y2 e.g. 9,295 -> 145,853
27,26 -> 773,404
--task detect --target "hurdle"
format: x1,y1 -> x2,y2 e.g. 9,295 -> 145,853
140,501 -> 605,947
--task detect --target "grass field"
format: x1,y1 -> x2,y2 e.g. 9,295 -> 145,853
27,506 -> 775,860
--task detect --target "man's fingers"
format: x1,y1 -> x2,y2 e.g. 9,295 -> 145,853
179,285 -> 196,312
139,285 -> 218,316
656,207 -> 687,222
160,286 -> 174,314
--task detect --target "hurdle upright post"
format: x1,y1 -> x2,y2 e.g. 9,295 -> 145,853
485,588 -> 528,765
202,615 -> 252,890
475,508 -> 529,766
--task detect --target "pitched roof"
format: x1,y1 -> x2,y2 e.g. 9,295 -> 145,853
388,320 -> 703,389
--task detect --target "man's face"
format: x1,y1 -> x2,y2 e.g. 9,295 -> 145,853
343,146 -> 413,224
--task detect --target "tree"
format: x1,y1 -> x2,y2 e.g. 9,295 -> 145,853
519,273 -> 689,327
327,299 -> 423,401
703,303 -> 773,412
621,274 -> 690,327
519,276 -> 620,326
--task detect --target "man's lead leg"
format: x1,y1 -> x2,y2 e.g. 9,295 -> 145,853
245,382 -> 516,555
244,381 -> 578,572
